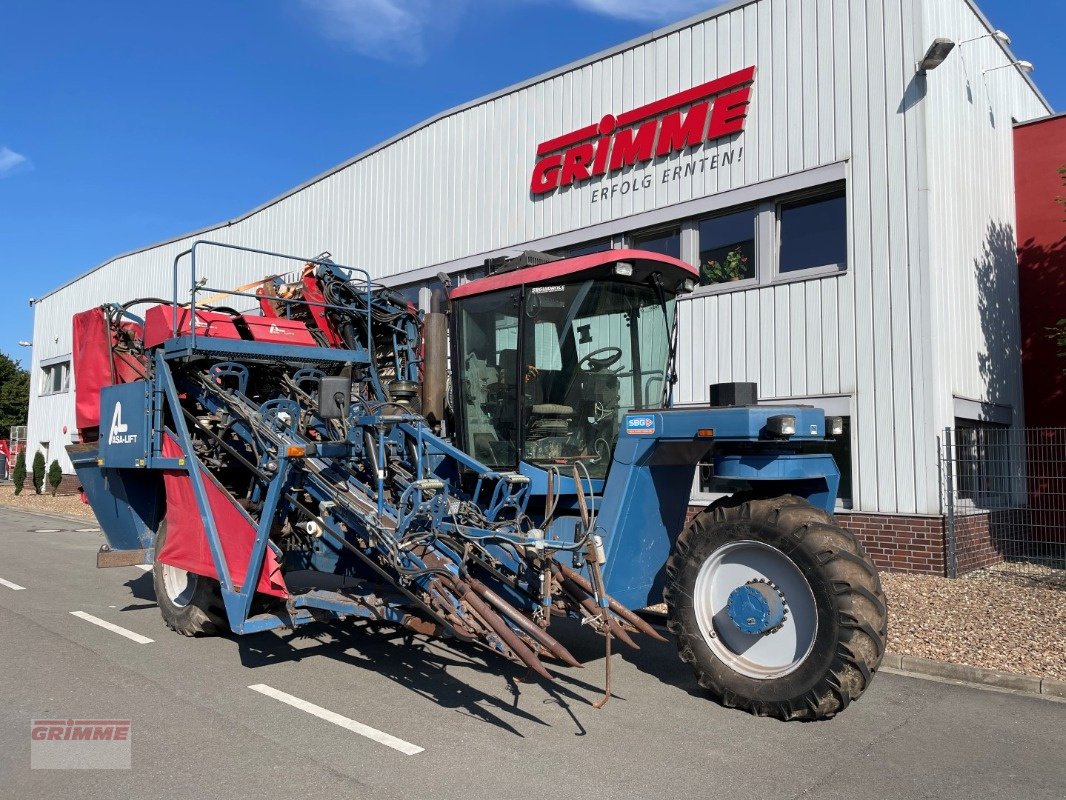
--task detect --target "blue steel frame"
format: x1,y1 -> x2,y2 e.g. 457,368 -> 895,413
78,240 -> 848,642
593,407 -> 840,609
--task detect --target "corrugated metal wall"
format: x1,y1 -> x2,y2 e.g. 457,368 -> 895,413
29,0 -> 1049,518
922,0 -> 1048,431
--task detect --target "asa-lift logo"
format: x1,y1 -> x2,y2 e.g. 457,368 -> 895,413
108,402 -> 137,446
530,65 -> 755,196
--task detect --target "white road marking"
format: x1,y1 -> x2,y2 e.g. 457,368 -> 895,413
33,528 -> 62,533
0,577 -> 26,591
135,565 -> 152,572
70,611 -> 154,644
247,684 -> 423,755
75,527 -> 101,532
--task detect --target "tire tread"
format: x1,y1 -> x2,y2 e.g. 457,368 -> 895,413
665,495 -> 887,721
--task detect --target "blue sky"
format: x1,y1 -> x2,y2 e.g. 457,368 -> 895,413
1,0 -> 1062,364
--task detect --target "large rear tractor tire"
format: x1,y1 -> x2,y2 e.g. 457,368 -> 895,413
664,495 -> 887,720
152,521 -> 228,637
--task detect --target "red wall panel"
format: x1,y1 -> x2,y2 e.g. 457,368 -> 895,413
1015,115 -> 1066,427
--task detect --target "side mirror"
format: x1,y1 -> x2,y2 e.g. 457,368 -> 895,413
318,375 -> 352,420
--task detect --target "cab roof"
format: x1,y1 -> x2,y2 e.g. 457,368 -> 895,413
450,249 -> 698,300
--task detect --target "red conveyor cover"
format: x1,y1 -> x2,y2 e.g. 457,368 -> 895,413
157,435 -> 288,598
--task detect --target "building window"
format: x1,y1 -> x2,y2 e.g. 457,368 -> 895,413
778,187 -> 847,275
555,239 -> 613,258
40,360 -> 70,396
632,226 -> 681,260
698,208 -> 757,286
953,419 -> 1010,505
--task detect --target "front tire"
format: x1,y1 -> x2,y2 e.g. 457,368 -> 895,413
664,495 -> 887,720
152,521 -> 228,637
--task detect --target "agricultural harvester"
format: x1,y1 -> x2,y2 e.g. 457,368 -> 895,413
69,241 -> 886,720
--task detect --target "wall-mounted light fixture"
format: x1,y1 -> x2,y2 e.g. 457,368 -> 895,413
983,60 -> 1035,76
960,29 -> 1011,46
916,38 -> 956,73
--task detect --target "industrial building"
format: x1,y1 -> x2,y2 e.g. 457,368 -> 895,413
28,0 -> 1054,573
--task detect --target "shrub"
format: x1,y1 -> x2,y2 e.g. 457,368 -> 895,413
32,451 -> 45,495
48,459 -> 63,496
12,449 -> 26,496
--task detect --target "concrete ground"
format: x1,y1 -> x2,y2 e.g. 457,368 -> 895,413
1,508 -> 1063,800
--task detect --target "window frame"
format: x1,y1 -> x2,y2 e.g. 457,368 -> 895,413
692,204 -> 762,292
39,358 -> 71,397
772,183 -> 848,283
682,181 -> 848,299
951,417 -> 1013,510
629,223 -> 683,261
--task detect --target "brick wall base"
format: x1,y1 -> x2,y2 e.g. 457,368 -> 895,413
54,473 -> 82,497
685,504 -> 1007,577
836,512 -> 948,575
33,473 -> 82,497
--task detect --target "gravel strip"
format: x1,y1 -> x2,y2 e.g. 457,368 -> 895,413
0,484 -> 98,521
882,569 -> 1066,681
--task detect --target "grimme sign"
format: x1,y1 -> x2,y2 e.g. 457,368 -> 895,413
529,65 -> 755,197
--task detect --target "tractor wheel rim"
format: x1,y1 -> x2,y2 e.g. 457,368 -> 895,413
693,540 -> 818,679
161,563 -> 197,608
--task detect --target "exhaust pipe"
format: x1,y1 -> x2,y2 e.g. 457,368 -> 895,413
421,312 -> 447,430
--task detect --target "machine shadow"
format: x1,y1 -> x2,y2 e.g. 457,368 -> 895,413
228,616 -> 626,737
548,614 -> 706,700
122,571 -> 704,728
122,571 -> 156,603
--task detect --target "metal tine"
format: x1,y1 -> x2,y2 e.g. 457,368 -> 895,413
557,562 -> 668,642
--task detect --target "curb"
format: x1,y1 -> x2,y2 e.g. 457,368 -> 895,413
884,651 -> 1065,699
0,503 -> 100,527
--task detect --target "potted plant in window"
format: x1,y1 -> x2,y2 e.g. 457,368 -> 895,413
701,246 -> 749,284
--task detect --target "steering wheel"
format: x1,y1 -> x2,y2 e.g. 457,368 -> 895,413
578,346 -> 624,372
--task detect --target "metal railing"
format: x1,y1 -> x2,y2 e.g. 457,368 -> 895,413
940,426 -> 1066,585
170,240 -> 375,350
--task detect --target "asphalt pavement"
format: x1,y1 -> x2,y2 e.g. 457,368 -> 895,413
0,508 -> 1063,800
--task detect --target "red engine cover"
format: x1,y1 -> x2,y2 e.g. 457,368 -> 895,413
143,305 -> 242,349
242,316 -> 317,346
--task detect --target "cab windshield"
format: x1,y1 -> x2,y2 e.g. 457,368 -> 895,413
457,278 -> 674,478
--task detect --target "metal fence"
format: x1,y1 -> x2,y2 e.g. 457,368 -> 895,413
940,426 -> 1066,584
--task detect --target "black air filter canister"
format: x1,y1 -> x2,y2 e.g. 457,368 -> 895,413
709,382 -> 758,407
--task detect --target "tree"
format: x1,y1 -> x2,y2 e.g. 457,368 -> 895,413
48,459 -> 63,496
12,449 -> 26,496
31,451 -> 45,495
0,352 -> 29,432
